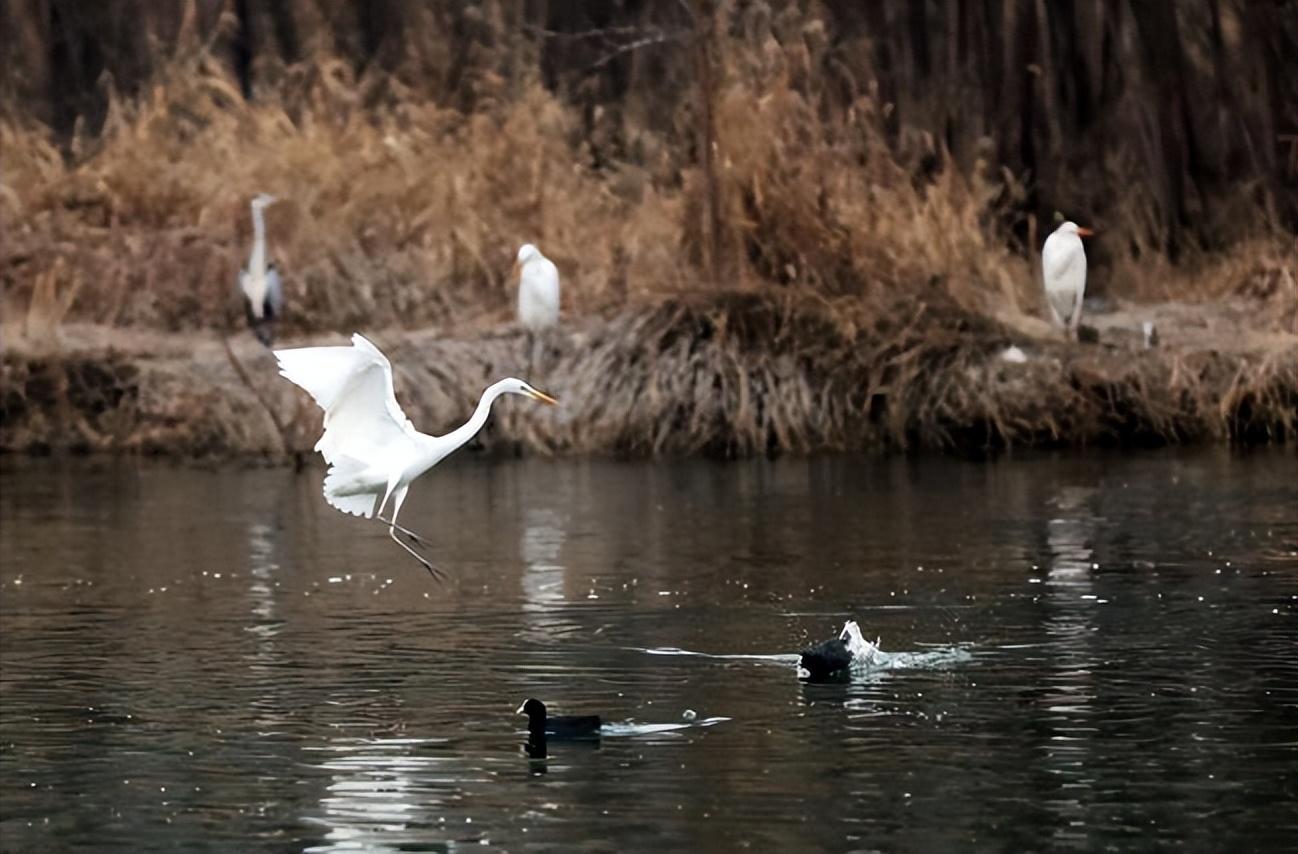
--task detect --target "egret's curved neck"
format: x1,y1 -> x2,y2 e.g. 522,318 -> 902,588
422,381 -> 514,466
249,206 -> 268,274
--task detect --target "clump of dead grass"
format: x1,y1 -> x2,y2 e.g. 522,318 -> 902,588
524,293 -> 1296,455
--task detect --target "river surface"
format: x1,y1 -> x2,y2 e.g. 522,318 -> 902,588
1,450 -> 1295,852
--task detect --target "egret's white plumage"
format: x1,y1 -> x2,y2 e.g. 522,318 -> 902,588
239,193 -> 283,346
275,334 -> 557,576
515,243 -> 560,332
1042,221 -> 1092,336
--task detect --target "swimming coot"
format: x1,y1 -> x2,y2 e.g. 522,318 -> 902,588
797,636 -> 854,682
798,620 -> 882,681
516,698 -> 601,738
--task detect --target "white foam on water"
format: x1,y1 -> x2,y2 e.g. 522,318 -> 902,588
640,620 -> 973,682
635,647 -> 799,664
598,717 -> 731,737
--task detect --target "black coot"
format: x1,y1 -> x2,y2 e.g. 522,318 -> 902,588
798,636 -> 853,682
516,698 -> 602,738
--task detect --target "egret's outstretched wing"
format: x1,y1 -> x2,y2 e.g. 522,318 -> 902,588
274,334 -> 420,466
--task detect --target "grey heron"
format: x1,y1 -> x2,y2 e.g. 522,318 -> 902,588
239,193 -> 283,347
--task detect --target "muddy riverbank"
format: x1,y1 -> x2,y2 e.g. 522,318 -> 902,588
2,289 -> 1293,459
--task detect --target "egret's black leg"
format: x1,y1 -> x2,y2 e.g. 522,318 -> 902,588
388,526 -> 446,581
385,487 -> 446,582
377,515 -> 428,547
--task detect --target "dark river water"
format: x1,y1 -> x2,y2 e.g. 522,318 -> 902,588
1,450 -> 1295,852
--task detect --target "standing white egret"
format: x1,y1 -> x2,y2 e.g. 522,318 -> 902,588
274,334 -> 557,577
239,193 -> 283,347
514,243 -> 560,332
1042,221 -> 1093,338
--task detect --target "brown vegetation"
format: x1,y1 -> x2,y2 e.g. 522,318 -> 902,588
0,1 -> 1294,457
2,288 -> 1294,458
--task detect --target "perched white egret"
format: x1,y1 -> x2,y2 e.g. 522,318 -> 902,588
1041,221 -> 1093,338
514,243 -> 560,332
239,193 -> 283,347
274,334 -> 557,577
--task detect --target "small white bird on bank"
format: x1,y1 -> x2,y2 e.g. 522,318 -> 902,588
1042,221 -> 1093,338
239,193 -> 283,347
514,243 -> 560,332
275,334 -> 557,577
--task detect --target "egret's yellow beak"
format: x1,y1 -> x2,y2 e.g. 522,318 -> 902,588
1076,226 -> 1095,237
511,259 -> 521,279
527,389 -> 559,406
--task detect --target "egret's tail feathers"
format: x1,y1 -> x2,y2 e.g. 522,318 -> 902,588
325,490 -> 380,518
323,459 -> 380,518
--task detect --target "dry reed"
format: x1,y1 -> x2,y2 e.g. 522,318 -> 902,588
3,1 -> 1293,336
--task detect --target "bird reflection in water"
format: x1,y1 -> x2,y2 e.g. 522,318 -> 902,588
520,506 -> 581,643
519,730 -> 604,777
246,521 -> 279,625
521,507 -> 566,608
245,519 -> 294,734
524,733 -> 548,772
1042,485 -> 1101,847
304,737 -> 444,852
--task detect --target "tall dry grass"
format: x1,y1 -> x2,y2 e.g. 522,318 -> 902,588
1,0 -> 1293,341
0,52 -> 1030,337
1,56 -> 693,336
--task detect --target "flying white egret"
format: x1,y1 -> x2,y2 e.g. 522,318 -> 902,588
514,243 -> 560,332
1041,221 -> 1093,338
239,193 -> 283,347
274,334 -> 557,577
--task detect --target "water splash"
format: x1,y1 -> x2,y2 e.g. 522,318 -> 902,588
636,620 -> 973,681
